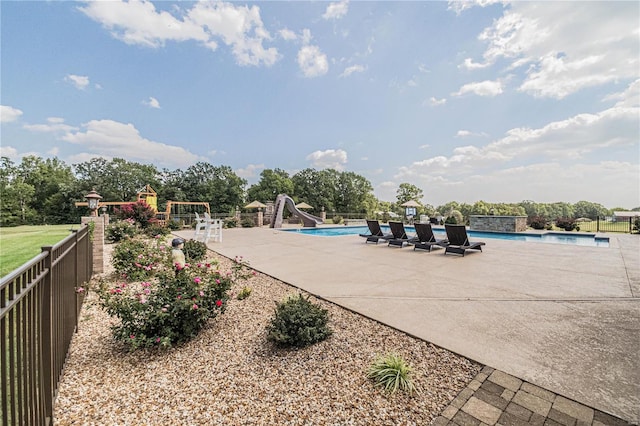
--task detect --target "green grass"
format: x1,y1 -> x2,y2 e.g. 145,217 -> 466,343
573,221 -> 631,233
0,225 -> 77,278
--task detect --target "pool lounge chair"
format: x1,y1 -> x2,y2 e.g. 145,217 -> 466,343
387,221 -> 417,247
359,220 -> 393,244
409,223 -> 448,252
444,224 -> 485,256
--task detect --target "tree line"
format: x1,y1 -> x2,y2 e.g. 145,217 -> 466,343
1,155 -> 636,226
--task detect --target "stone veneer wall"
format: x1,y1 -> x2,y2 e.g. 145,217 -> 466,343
81,215 -> 105,273
470,215 -> 527,232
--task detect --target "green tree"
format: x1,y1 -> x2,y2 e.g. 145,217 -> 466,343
396,183 -> 423,205
247,168 -> 294,203
182,162 -> 247,213
573,200 -> 609,220
333,171 -> 374,213
0,157 -> 37,225
18,155 -> 78,224
292,168 -> 335,213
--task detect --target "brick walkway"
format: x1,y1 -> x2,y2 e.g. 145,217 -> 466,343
431,367 -> 636,426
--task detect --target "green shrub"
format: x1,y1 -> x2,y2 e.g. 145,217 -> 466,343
367,353 -> 417,395
225,218 -> 238,228
237,286 -> 252,300
332,215 -> 343,225
167,220 -> 181,230
112,238 -> 167,281
106,219 -> 138,243
99,258 -> 252,349
266,293 -> 332,347
444,216 -> 457,224
183,239 -> 208,263
555,217 -> 577,231
634,217 -> 640,233
144,223 -> 170,238
528,216 -> 548,230
241,218 -> 255,228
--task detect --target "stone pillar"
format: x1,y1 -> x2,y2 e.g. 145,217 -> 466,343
257,210 -> 264,227
320,207 -> 326,222
81,215 -> 105,274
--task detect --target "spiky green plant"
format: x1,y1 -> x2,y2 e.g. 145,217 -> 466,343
367,353 -> 417,396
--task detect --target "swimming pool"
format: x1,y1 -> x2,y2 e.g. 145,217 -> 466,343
283,226 -> 610,247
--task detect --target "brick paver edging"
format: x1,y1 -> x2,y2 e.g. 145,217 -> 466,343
431,366 -> 636,426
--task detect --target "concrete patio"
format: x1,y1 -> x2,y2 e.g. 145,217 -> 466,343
175,226 -> 639,424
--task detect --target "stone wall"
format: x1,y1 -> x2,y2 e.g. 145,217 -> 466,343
81,216 -> 105,273
470,215 -> 527,233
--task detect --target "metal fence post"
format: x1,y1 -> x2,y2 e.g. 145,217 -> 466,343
40,245 -> 54,424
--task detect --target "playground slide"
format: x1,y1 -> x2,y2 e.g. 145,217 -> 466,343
270,194 -> 324,228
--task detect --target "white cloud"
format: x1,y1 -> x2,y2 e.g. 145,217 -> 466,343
306,149 -> 347,170
426,97 -> 447,107
61,119 -> 202,168
23,117 -> 78,133
143,97 -> 161,109
447,0 -> 503,16
459,58 -> 490,70
279,28 -> 296,41
394,103 -> 640,206
469,2 -> 639,99
603,79 -> 640,108
340,64 -> 365,78
236,163 -> 264,178
452,80 -> 503,97
323,1 -> 349,20
65,74 -> 90,90
0,105 -> 23,123
456,130 -> 489,138
298,45 -> 329,78
0,146 -> 19,159
80,0 -> 279,67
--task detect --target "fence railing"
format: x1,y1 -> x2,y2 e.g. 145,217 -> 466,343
1,225 -> 93,426
576,216 -> 634,233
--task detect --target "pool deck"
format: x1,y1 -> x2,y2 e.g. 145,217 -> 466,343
174,226 -> 640,424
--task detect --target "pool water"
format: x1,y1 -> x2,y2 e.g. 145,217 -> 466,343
283,226 -> 610,247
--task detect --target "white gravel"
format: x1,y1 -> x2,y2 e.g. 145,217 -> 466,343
54,244 -> 480,425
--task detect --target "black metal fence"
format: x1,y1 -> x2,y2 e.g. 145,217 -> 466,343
1,225 -> 93,426
577,216 -> 635,233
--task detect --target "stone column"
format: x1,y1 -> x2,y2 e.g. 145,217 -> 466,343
81,215 -> 105,274
257,210 -> 264,227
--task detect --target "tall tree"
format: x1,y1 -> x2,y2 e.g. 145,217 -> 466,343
247,168 -> 294,203
573,200 -> 609,219
182,162 -> 247,213
396,183 -> 423,205
0,157 -> 36,225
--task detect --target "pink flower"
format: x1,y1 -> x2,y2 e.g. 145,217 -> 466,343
251,271 -> 257,276
138,254 -> 143,259
192,303 -> 198,310
161,307 -> 167,312
130,334 -> 135,339
199,291 -> 204,297
177,295 -> 182,300
175,263 -> 183,270
197,263 -> 203,268
156,337 -> 161,342
194,277 -> 202,284
76,287 -> 85,293
215,300 -> 223,307
215,279 -> 221,284
205,263 -> 211,268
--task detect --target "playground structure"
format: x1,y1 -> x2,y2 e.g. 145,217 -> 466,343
76,185 -> 211,227
270,194 -> 324,228
158,201 -> 211,227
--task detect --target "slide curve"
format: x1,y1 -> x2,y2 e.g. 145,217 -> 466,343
270,194 -> 323,228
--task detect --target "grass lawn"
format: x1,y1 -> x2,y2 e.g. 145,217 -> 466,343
0,224 -> 77,278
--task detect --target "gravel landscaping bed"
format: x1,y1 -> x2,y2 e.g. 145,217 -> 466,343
54,244 -> 481,425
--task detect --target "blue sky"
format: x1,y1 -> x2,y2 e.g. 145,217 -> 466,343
1,1 -> 639,208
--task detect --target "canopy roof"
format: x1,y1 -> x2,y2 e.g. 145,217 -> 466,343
244,200 -> 267,209
295,202 -> 313,209
401,200 -> 421,207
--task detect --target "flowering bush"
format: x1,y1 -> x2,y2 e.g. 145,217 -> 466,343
112,237 -> 168,281
115,200 -> 157,228
106,218 -> 138,242
99,257 -> 252,349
